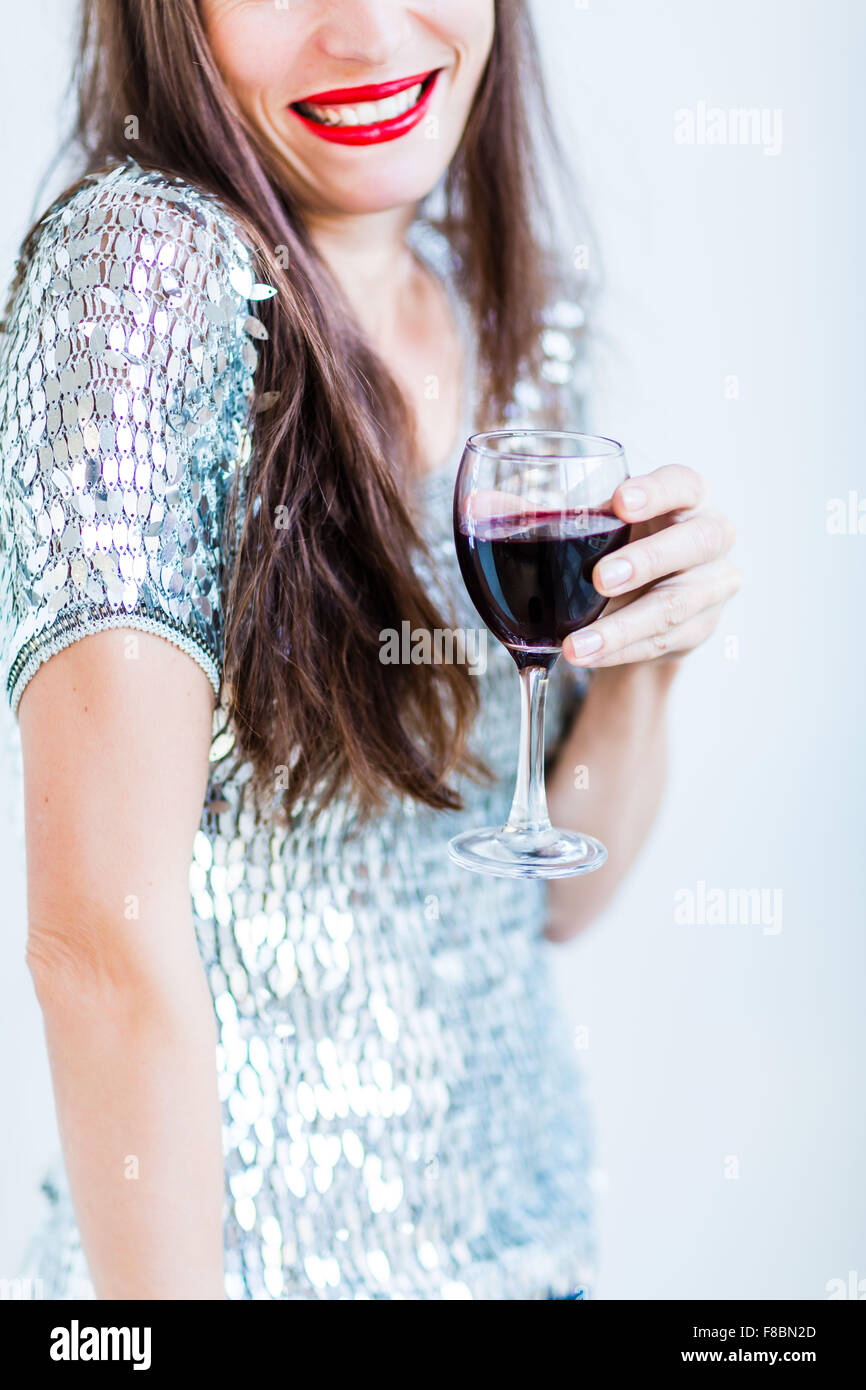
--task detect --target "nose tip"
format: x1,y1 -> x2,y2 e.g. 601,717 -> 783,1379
314,0 -> 408,69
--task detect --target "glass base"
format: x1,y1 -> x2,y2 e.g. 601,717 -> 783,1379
447,825 -> 608,879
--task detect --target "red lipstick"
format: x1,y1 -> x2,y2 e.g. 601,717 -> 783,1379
289,69 -> 441,147
299,71 -> 433,105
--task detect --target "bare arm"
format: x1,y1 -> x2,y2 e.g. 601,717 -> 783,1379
19,630 -> 224,1299
544,661 -> 679,942
544,462 -> 740,942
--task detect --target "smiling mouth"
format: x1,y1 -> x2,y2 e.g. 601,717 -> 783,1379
289,69 -> 442,145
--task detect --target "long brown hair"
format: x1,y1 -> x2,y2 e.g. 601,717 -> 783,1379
40,0 -> 581,822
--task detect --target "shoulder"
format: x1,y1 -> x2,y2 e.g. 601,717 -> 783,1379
0,160 -> 275,454
0,161 -> 274,717
9,159 -> 257,292
2,160 -> 273,373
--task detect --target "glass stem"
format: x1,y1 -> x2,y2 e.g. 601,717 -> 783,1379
504,665 -> 552,834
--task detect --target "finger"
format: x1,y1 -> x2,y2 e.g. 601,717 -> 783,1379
612,465 -> 709,525
593,509 -> 737,596
573,602 -> 728,668
565,561 -> 742,664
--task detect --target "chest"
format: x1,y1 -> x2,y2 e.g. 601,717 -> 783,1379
379,263 -> 466,479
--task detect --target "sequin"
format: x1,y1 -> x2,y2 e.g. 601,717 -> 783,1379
2,160 -> 597,1301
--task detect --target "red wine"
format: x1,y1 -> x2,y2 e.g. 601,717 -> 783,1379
454,507 -> 630,668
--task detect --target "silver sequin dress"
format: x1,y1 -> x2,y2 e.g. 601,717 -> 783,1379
0,160 -> 596,1300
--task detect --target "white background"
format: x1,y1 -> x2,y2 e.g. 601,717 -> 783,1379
0,0 -> 863,1299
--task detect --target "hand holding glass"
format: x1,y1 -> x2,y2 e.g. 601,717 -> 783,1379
450,430 -> 630,878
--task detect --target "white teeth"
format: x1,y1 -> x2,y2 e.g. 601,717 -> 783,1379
297,80 -> 427,128
378,95 -> 401,120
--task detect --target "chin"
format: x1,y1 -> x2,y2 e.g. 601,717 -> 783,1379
264,64 -> 464,216
311,165 -> 446,216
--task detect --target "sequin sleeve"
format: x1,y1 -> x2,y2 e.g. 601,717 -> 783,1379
0,161 -> 271,717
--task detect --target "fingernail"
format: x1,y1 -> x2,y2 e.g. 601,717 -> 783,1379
568,630 -> 603,658
619,485 -> 646,512
598,557 -> 633,590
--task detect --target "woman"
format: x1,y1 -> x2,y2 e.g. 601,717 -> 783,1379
0,0 -> 739,1300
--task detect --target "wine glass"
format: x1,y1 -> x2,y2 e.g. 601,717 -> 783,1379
449,430 -> 630,878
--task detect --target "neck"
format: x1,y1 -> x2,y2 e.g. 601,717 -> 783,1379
304,204 -> 420,345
